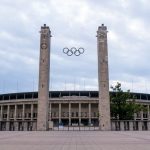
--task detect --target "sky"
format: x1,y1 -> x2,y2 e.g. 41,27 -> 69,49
0,0 -> 150,94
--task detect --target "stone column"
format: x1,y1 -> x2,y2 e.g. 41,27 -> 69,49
111,121 -> 116,131
14,104 -> 18,131
79,103 -> 81,126
14,105 -> 17,121
129,121 -> 133,131
6,122 -> 10,131
59,103 -> 61,124
6,105 -> 10,131
37,24 -> 51,131
49,103 -> 52,121
22,104 -> 25,120
14,122 -> 18,131
138,121 -> 143,131
32,122 -> 37,131
147,121 -> 150,131
24,122 -> 28,131
88,103 -> 91,125
134,113 -> 137,120
140,110 -> 143,120
148,105 -> 150,120
148,105 -> 150,131
0,105 -> 3,121
120,121 -> 124,131
7,105 -> 10,121
69,103 -> 71,126
31,104 -> 33,121
97,24 -> 111,131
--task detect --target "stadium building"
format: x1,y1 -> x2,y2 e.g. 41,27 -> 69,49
0,24 -> 150,131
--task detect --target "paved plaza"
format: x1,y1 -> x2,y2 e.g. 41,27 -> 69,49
0,131 -> 150,150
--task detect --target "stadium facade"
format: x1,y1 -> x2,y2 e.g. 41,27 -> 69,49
0,91 -> 150,131
0,24 -> 150,131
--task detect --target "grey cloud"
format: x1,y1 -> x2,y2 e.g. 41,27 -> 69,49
0,0 -> 150,93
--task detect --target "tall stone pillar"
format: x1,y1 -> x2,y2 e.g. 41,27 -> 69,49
37,24 -> 51,131
97,24 -> 111,131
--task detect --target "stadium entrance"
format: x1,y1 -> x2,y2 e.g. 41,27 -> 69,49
49,119 -> 99,131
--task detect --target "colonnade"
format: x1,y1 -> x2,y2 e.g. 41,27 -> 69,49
0,103 -> 37,131
50,103 -> 98,127
0,102 -> 150,131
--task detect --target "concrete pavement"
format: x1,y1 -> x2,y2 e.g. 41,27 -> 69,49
0,131 -> 150,150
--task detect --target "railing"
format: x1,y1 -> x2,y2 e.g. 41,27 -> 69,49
1,120 -> 150,131
53,125 -> 99,131
0,121 -> 37,131
111,120 -> 150,131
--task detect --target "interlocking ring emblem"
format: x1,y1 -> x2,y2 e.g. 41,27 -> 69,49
63,47 -> 84,56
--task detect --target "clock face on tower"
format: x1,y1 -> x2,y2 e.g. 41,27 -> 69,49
99,33 -> 105,39
41,43 -> 47,49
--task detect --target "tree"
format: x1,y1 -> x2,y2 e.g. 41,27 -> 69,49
110,82 -> 144,120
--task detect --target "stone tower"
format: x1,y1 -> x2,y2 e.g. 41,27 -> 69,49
97,24 -> 111,131
37,24 -> 51,131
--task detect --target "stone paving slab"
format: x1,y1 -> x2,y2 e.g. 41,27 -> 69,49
0,131 -> 150,150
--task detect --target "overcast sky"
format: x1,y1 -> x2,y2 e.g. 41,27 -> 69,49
0,0 -> 150,94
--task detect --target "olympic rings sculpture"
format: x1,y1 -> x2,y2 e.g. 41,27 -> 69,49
63,47 -> 85,56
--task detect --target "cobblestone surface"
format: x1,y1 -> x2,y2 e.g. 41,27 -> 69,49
0,131 -> 150,150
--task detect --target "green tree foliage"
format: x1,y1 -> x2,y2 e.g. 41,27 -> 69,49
110,82 -> 145,120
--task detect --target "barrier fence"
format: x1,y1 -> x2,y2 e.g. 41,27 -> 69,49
0,120 -> 150,131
